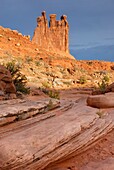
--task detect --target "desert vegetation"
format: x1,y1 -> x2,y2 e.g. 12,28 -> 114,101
98,75 -> 110,93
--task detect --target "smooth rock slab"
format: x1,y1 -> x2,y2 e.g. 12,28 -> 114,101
0,96 -> 114,170
87,94 -> 114,108
0,98 -> 60,126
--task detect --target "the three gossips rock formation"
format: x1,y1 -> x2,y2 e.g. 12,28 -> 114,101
32,11 -> 69,53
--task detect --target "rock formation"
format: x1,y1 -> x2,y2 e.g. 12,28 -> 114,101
0,90 -> 114,169
106,82 -> 114,92
87,94 -> 114,108
32,11 -> 69,53
0,65 -> 16,99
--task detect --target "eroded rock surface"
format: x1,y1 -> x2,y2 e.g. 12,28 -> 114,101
49,129 -> 114,170
32,11 -> 69,53
0,65 -> 16,100
0,97 -> 60,126
0,90 -> 114,170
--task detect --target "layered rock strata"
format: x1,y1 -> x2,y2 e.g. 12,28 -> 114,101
0,93 -> 114,170
32,11 -> 69,53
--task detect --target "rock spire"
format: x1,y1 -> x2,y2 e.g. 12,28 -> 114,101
32,11 -> 69,53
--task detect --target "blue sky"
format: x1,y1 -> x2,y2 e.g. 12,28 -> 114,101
1,0 -> 114,61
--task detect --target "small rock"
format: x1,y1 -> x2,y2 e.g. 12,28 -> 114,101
9,93 -> 17,99
24,35 -> 30,39
15,43 -> 21,46
8,37 -> 12,41
18,33 -> 23,36
35,48 -> 39,51
12,30 -> 18,34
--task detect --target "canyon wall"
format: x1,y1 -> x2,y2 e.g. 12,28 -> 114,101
32,11 -> 69,53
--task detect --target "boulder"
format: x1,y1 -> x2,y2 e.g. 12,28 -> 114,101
87,94 -> 114,108
106,82 -> 114,92
0,65 -> 16,99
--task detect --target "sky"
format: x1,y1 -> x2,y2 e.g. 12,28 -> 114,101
0,0 -> 114,61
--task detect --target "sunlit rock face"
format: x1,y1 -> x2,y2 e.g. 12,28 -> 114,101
32,11 -> 69,53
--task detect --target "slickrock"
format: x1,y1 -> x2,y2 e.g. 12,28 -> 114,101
49,128 -> 114,170
0,98 -> 60,126
0,93 -> 114,170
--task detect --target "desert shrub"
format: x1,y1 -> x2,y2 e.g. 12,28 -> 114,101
78,76 -> 87,84
103,75 -> 110,82
25,56 -> 33,63
87,61 -> 93,66
63,81 -> 72,86
80,68 -> 86,73
48,90 -> 60,99
42,81 -> 51,88
47,99 -> 54,110
98,75 -> 109,93
41,87 -> 60,100
35,61 -> 41,67
5,61 -> 30,94
96,110 -> 104,118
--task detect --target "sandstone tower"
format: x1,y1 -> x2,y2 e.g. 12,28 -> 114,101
32,11 -> 69,53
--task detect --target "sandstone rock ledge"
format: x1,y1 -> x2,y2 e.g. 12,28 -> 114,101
0,98 -> 60,126
0,96 -> 114,170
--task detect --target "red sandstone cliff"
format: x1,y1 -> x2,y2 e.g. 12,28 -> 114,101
32,11 -> 69,53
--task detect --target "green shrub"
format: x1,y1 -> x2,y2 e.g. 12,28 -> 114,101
98,75 -> 109,94
5,61 -> 30,94
78,76 -> 87,84
41,87 -> 60,100
42,81 -> 51,88
35,61 -> 41,67
96,110 -> 104,118
63,81 -> 71,86
48,90 -> 60,99
47,99 -> 54,110
25,56 -> 33,63
103,75 -> 110,82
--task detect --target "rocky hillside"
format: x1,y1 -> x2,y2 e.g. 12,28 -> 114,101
0,26 -> 114,89
0,25 -> 114,170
